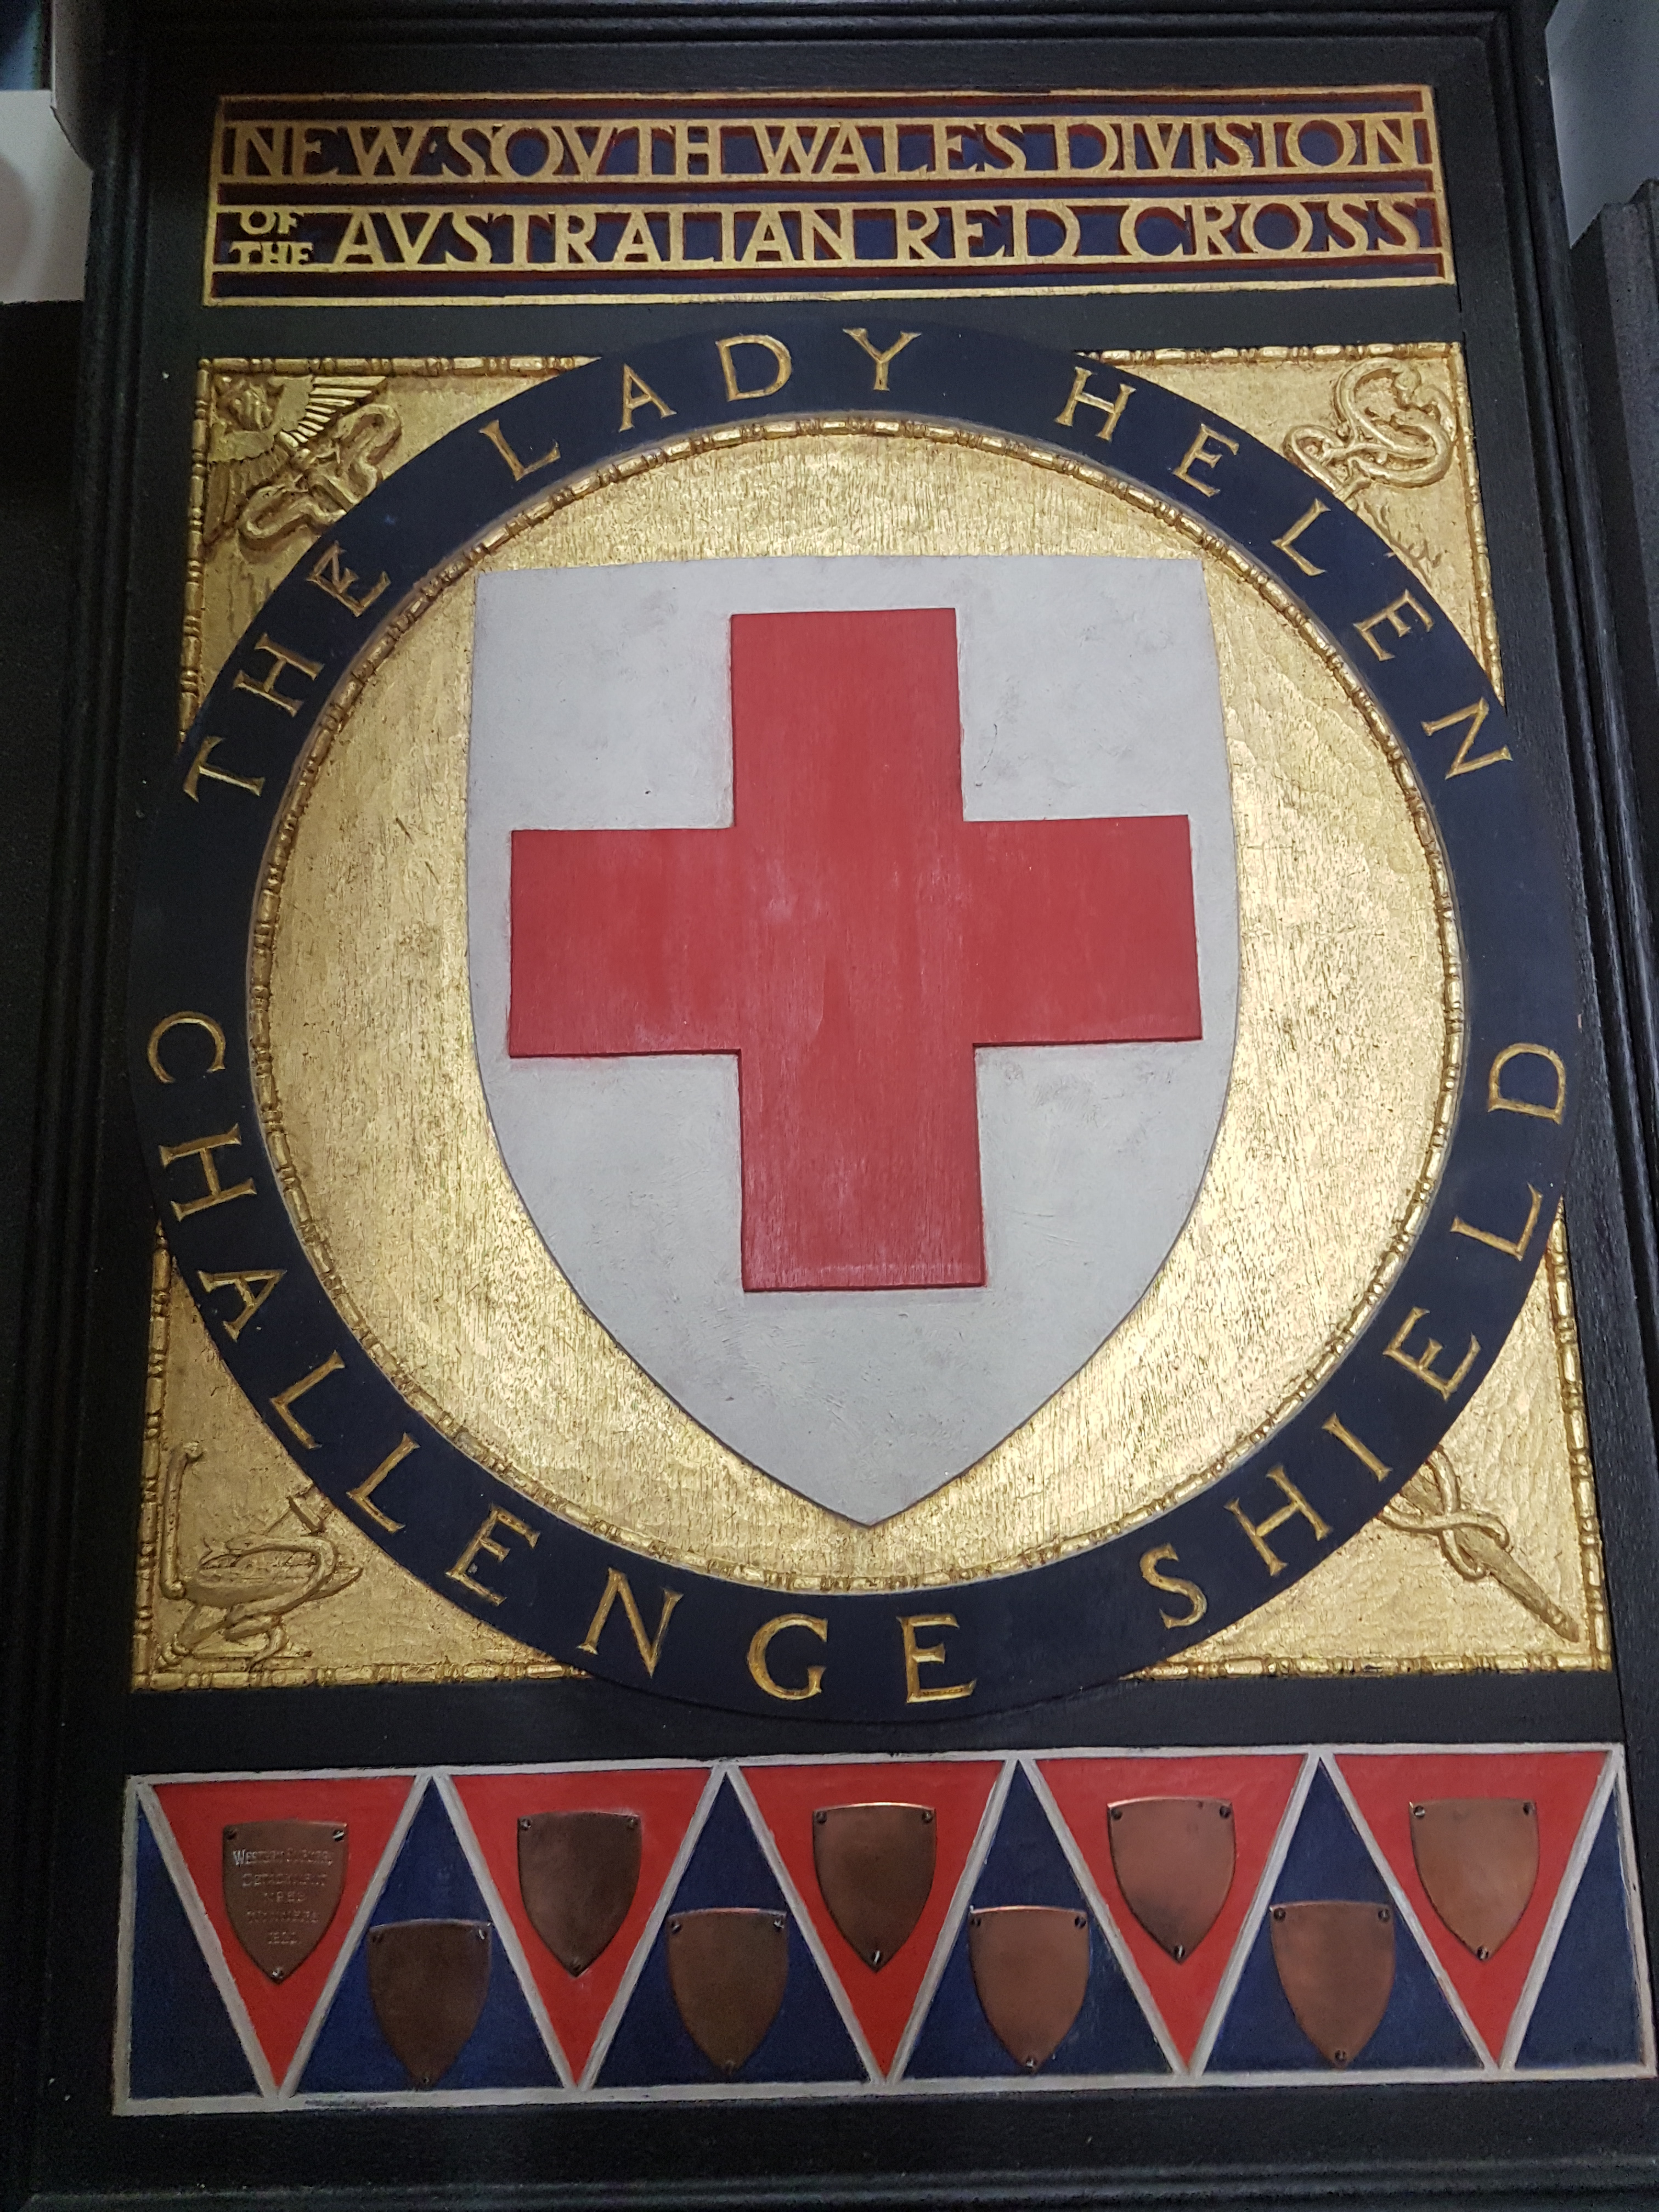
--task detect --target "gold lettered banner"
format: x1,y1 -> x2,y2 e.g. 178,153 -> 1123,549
205,88 -> 1453,305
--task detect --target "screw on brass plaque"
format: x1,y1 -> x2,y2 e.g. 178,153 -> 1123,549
812,1803 -> 936,1970
366,1920 -> 491,2087
1408,1797 -> 1539,1961
665,1908 -> 788,2074
221,1819 -> 348,1983
1107,1798 -> 1235,1962
967,1906 -> 1091,2072
1268,1901 -> 1395,2067
516,1809 -> 642,1977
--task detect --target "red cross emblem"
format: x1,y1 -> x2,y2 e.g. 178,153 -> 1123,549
509,607 -> 1202,1293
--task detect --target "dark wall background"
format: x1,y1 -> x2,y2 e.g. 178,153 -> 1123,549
1550,0 -> 1659,242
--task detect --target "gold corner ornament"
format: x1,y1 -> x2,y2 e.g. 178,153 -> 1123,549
129,320 -> 1583,1716
142,346 -> 1599,1694
202,370 -> 399,552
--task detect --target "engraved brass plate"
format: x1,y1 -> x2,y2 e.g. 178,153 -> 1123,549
221,1818 -> 346,1982
665,1909 -> 789,2073
1107,1798 -> 1234,1961
1269,1900 -> 1396,2067
1410,1797 -> 1539,1959
366,1919 -> 492,2087
812,1804 -> 936,1970
968,1905 -> 1092,2072
517,1808 -> 641,1977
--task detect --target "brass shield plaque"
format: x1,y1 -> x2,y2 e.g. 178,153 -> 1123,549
812,1803 -> 936,1968
517,1809 -> 641,1977
1269,1901 -> 1395,2067
665,1909 -> 788,2074
967,1906 -> 1091,2072
366,1920 -> 491,2087
220,1819 -> 347,1983
1410,1796 -> 1539,1959
1107,1797 -> 1235,1961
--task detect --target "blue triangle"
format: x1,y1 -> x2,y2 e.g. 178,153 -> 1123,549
1209,1766 -> 1474,2074
127,1805 -> 258,2101
598,1779 -> 864,2086
1520,1797 -> 1645,2069
301,1782 -> 557,2092
1271,1765 -> 1391,1903
906,1767 -> 1167,2080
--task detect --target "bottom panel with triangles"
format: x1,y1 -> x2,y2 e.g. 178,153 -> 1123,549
116,1744 -> 1652,2111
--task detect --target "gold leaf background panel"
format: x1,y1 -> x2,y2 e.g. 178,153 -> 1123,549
132,347 -> 1605,1690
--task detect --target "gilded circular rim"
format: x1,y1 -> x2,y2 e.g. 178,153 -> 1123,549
130,319 -> 1577,1720
247,413 -> 1465,1593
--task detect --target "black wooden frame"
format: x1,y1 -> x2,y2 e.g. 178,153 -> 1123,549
9,0 -> 1659,2203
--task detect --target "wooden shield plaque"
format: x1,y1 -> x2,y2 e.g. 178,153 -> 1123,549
812,1804 -> 936,1969
1108,1798 -> 1235,1962
665,1909 -> 789,2074
12,0 -> 1659,2203
967,1907 -> 1091,2072
1269,1902 -> 1397,2068
517,1809 -> 641,1977
366,1920 -> 492,2088
220,1819 -> 346,1983
1410,1797 -> 1540,1959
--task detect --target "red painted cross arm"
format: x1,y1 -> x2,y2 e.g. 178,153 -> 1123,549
960,815 -> 1201,1043
510,828 -> 740,1058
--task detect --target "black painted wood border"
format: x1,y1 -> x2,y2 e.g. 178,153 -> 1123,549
8,2 -> 1659,2204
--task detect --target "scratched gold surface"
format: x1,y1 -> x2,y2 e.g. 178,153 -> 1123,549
132,1243 -> 572,1688
133,348 -> 1606,1686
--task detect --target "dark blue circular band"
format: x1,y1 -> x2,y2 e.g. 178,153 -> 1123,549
129,320 -> 1578,1720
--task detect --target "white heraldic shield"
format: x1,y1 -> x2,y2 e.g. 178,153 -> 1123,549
469,555 -> 1238,1524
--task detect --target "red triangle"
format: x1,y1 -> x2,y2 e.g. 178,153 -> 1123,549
1336,1748 -> 1606,2060
741,1759 -> 1002,2074
151,1774 -> 415,2086
451,1765 -> 709,2080
1038,1752 -> 1305,2064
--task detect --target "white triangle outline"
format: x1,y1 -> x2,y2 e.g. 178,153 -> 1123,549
887,1758 -> 1014,2083
577,1763 -> 725,2089
1331,1746 -> 1618,2073
588,1762 -> 874,2089
125,1781 -> 274,2102
278,1770 -> 433,2096
1320,1752 -> 1492,2070
1020,1755 -> 1184,2078
735,1754 -> 1013,2085
1499,1751 -> 1620,2070
1189,1750 -> 1319,2076
1032,1749 -> 1312,2079
135,1771 -> 426,2101
439,1762 -> 720,2091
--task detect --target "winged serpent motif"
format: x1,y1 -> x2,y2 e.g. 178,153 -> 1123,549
204,372 -> 400,552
